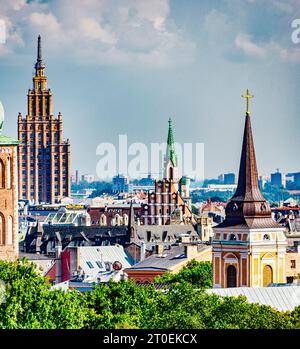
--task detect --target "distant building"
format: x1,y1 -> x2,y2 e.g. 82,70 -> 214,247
271,170 -> 283,188
81,174 -> 95,183
141,119 -> 193,225
124,242 -> 212,284
112,174 -> 129,193
75,170 -> 80,185
285,244 -> 300,284
223,173 -> 235,185
47,245 -> 134,284
205,184 -> 237,192
295,173 -> 300,189
18,36 -> 71,204
88,202 -> 143,226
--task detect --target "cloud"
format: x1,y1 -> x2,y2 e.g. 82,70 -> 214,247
0,0 -> 195,67
280,47 -> 300,63
202,5 -> 300,65
235,34 -> 266,57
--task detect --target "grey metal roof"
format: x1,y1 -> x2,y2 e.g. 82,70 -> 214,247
207,286 -> 300,312
125,244 -> 209,271
289,219 -> 300,233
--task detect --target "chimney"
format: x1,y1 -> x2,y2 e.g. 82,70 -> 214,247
184,244 -> 199,259
55,232 -> 62,284
140,242 -> 146,261
154,244 -> 164,255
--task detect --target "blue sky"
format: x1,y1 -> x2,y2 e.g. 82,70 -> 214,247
0,0 -> 299,179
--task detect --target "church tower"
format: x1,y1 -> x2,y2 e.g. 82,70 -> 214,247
18,36 -> 71,204
212,90 -> 287,288
0,101 -> 19,260
164,118 -> 179,190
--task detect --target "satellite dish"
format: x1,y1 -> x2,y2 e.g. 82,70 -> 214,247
112,261 -> 122,271
0,101 -> 4,132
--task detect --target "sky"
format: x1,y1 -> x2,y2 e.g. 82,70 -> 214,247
0,0 -> 299,180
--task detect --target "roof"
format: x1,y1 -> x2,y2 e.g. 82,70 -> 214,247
125,244 -> 209,271
0,133 -> 19,145
166,118 -> 177,167
74,245 -> 134,282
288,219 -> 300,234
272,206 -> 300,211
134,224 -> 199,249
216,217 -> 282,230
207,286 -> 300,312
216,112 -> 278,230
19,252 -> 54,261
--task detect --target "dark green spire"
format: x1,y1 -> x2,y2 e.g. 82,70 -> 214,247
167,118 -> 177,167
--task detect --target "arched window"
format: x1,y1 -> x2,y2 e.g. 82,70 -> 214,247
6,157 -> 11,189
0,159 -> 5,189
123,214 -> 128,226
0,214 -> 5,245
115,214 -> 121,226
263,265 -> 273,287
100,214 -> 107,226
7,216 -> 13,245
229,234 -> 237,241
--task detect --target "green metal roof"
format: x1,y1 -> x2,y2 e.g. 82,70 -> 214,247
167,118 -> 177,167
0,134 -> 20,146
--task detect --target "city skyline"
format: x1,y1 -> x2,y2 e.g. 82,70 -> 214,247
0,0 -> 299,179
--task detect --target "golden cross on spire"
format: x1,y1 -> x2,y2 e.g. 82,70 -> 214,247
242,89 -> 254,114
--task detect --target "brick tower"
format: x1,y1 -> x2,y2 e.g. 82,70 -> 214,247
18,36 -> 71,204
0,101 -> 19,260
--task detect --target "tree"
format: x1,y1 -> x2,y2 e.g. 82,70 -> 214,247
0,259 -> 88,329
0,259 -> 297,329
154,260 -> 213,288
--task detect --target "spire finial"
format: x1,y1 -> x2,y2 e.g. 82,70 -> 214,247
35,35 -> 45,71
166,117 -> 177,167
242,89 -> 254,115
37,35 -> 42,62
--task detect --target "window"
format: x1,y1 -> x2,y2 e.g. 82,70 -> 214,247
0,159 -> 5,188
86,261 -> 94,269
96,261 -> 103,269
263,234 -> 270,240
291,260 -> 296,269
7,216 -> 13,245
229,234 -> 237,241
